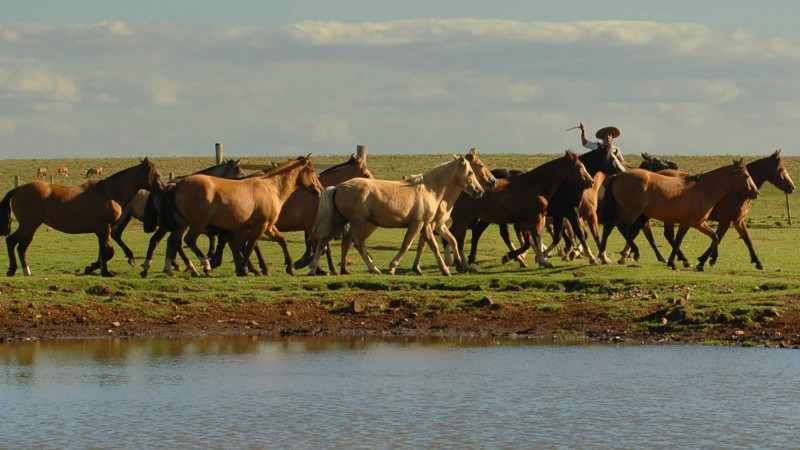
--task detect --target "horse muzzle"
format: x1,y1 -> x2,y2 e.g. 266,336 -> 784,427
470,187 -> 485,199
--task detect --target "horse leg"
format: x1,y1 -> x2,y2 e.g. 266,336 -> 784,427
308,234 -> 331,276
5,230 -> 20,276
182,227 -> 208,276
411,231 -> 428,275
141,226 -> 168,278
542,215 -> 564,261
697,220 -> 731,271
388,222 -> 425,275
568,213 -> 597,265
111,213 -> 136,266
665,225 -> 691,270
263,225 -> 294,275
662,223 -> 691,268
293,232 -> 315,270
422,223 -> 451,276
640,220 -> 666,263
467,220 -> 491,266
598,221 -> 618,265
498,223 -> 527,268
529,225 -> 553,269
349,224 -> 381,275
251,242 -> 269,276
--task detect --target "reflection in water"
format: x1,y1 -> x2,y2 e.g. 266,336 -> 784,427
0,337 -> 798,449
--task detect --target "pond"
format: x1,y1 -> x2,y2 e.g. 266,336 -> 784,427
1,337 -> 797,449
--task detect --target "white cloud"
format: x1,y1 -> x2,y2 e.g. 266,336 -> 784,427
310,116 -> 357,144
142,75 -> 186,106
0,59 -> 80,102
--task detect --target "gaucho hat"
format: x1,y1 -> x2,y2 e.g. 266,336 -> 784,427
595,126 -> 621,139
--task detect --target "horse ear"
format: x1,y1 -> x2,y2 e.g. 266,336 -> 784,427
774,149 -> 782,158
305,153 -> 313,160
469,147 -> 477,157
565,149 -> 577,161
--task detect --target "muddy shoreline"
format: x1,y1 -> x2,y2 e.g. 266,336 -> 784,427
1,297 -> 798,348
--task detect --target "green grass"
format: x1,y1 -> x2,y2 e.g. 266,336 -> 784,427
1,153 -> 799,330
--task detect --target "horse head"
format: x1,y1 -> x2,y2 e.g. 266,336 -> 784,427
139,157 -> 165,191
766,149 -> 795,194
452,154 -> 484,199
464,148 -> 498,190
297,154 -> 324,197
732,158 -> 759,199
566,150 -> 594,188
226,158 -> 246,179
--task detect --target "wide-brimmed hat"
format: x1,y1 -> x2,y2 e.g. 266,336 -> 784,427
595,126 -> 620,139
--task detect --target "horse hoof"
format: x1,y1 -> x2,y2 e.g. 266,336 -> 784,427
501,255 -> 510,264
590,259 -> 599,266
128,258 -> 136,267
755,263 -> 764,270
695,265 -> 705,272
414,268 -> 424,275
683,261 -> 693,268
285,266 -> 295,276
139,271 -> 148,278
101,271 -> 114,277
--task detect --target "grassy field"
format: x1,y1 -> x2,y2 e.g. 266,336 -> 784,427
1,151 -> 799,345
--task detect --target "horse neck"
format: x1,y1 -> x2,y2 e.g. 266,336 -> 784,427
520,157 -> 573,199
745,157 -> 775,188
260,163 -> 307,203
319,165 -> 366,187
420,160 -> 464,202
579,150 -> 607,176
696,166 -> 747,202
97,167 -> 151,206
197,163 -> 239,179
591,172 -> 607,193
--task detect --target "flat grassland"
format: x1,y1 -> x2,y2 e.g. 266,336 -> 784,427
1,152 -> 799,347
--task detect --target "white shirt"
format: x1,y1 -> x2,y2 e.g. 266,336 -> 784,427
583,141 -> 624,165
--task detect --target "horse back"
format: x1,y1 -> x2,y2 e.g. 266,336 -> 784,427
11,181 -> 121,233
334,178 -> 431,228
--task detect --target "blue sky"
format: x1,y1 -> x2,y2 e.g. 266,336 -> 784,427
2,1 -> 800,158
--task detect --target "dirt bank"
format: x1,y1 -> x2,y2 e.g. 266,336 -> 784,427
1,295 -> 798,347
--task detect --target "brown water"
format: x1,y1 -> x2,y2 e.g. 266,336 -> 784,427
0,337 -> 798,449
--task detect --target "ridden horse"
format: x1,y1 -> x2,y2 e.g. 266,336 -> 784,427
655,150 -> 794,271
0,159 -> 163,276
598,160 -> 759,270
308,155 -> 485,276
409,148 -> 498,274
36,167 -> 47,178
86,167 -> 104,178
111,159 -> 244,267
447,150 -> 594,269
161,155 -> 323,277
57,166 -> 69,177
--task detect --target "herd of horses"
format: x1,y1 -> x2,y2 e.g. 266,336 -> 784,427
34,166 -> 104,179
0,148 -> 794,278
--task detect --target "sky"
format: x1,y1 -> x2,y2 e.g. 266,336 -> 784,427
2,0 -> 800,159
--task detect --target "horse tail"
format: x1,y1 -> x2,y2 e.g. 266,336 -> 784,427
599,175 -> 619,225
0,188 -> 17,236
313,187 -> 348,240
159,185 -> 181,232
142,191 -> 159,233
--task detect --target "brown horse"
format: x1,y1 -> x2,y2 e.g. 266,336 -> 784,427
410,148 -> 497,274
111,159 -> 245,268
448,150 -> 594,269
86,167 -> 104,178
652,150 -> 794,270
36,167 -> 47,178
308,155 -> 485,276
0,158 -> 163,276
161,155 -> 323,277
57,166 -> 69,177
210,154 -> 375,276
599,160 -> 759,269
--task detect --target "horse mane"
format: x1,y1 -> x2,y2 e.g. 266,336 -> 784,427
402,157 -> 464,185
256,156 -> 306,178
319,154 -> 358,176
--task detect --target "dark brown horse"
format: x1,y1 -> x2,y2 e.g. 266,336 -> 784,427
652,150 -> 794,270
86,167 -> 104,178
599,160 -> 759,269
448,150 -> 594,269
0,158 -> 163,276
112,159 -> 244,268
161,155 -> 323,277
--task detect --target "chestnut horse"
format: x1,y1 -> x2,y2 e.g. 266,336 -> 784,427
599,160 -> 759,269
161,155 -> 323,277
308,155 -> 485,276
112,159 -> 244,267
410,148 -> 498,275
651,150 -> 794,270
57,166 -> 69,177
36,167 -> 47,178
447,150 -> 594,269
0,158 -> 163,276
86,167 -> 104,178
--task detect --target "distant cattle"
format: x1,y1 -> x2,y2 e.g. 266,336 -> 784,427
56,166 -> 69,177
85,167 -> 104,178
36,167 -> 47,178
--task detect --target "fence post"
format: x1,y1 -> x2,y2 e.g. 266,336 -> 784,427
787,194 -> 793,225
169,172 -> 174,181
215,143 -> 223,164
14,175 -> 20,187
356,144 -> 367,163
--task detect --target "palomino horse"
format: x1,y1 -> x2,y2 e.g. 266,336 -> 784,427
447,150 -> 594,269
161,155 -> 323,277
111,159 -> 244,267
0,158 -> 163,276
210,154 -> 375,276
308,155 -> 485,276
57,166 -> 69,177
652,150 -> 794,271
86,167 -> 104,178
36,167 -> 47,178
409,148 -> 498,275
598,159 -> 759,270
